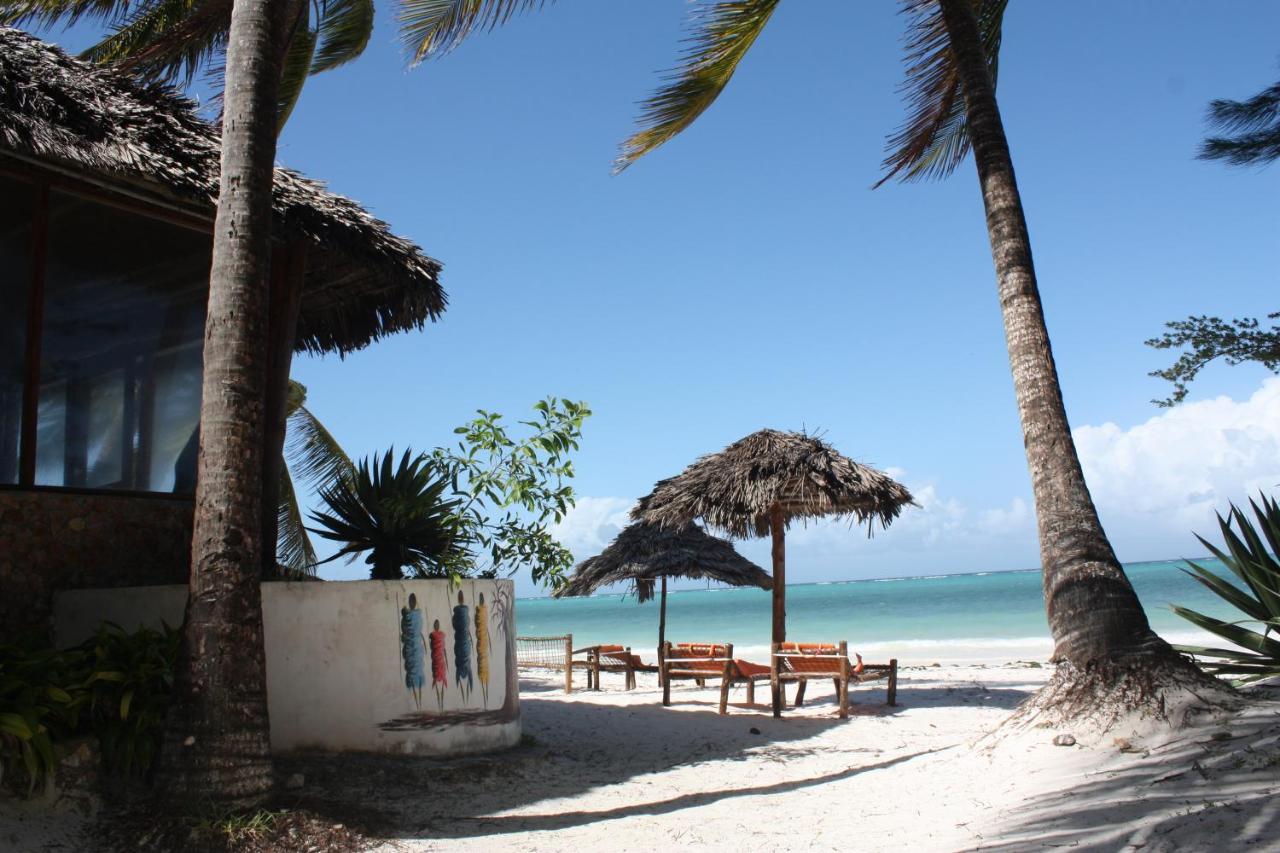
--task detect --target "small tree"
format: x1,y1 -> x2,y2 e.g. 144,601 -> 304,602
432,398 -> 591,588
1146,313 -> 1280,406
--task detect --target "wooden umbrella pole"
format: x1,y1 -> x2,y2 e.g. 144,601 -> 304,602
658,575 -> 668,687
770,502 -> 786,717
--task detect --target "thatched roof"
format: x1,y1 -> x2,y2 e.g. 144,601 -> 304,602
634,429 -> 915,538
0,27 -> 444,356
555,521 -> 772,603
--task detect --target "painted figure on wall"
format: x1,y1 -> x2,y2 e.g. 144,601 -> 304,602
475,591 -> 492,707
429,618 -> 449,712
400,593 -> 427,710
453,589 -> 474,703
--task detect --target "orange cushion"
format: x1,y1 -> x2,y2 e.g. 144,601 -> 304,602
733,659 -> 770,678
598,644 -> 625,653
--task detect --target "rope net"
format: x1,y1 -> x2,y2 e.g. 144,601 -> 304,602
516,635 -> 572,670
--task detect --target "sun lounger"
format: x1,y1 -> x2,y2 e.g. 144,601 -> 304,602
579,644 -> 658,690
660,642 -> 772,714
770,641 -> 898,719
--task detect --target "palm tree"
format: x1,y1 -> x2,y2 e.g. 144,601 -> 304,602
401,0 -> 1220,714
1198,67 -> 1280,167
308,448 -> 469,580
276,379 -> 354,574
151,0 -> 289,808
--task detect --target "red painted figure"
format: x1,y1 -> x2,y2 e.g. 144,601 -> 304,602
429,619 -> 449,712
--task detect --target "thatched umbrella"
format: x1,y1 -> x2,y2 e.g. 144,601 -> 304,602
555,521 -> 772,676
633,429 -> 914,713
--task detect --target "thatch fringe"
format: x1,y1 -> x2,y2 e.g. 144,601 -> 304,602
556,521 -> 772,602
0,27 -> 445,356
634,429 -> 915,538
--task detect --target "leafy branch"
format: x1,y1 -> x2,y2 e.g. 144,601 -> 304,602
1145,313 -> 1280,406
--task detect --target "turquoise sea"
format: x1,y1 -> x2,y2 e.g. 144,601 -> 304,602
515,559 -> 1240,664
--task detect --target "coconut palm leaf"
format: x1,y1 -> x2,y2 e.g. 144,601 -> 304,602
876,0 -> 1008,186
277,9 -> 319,131
614,0 -> 779,174
1199,77 -> 1280,167
399,0 -> 551,64
277,462 -> 317,573
313,0 -> 374,73
1173,494 -> 1280,685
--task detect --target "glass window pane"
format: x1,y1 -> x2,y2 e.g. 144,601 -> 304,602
0,175 -> 34,484
36,192 -> 211,493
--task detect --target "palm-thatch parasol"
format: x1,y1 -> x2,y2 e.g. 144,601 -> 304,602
633,429 -> 914,713
555,521 -> 772,676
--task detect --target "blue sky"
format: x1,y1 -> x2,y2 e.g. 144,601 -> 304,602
41,2 -> 1280,595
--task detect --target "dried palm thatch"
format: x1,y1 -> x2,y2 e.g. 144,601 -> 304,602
0,27 -> 444,356
555,521 -> 772,602
633,429 -> 915,537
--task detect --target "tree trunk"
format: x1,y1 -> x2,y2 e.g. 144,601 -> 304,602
770,502 -> 786,717
657,575 -> 667,687
935,0 -> 1216,716
156,0 -> 288,807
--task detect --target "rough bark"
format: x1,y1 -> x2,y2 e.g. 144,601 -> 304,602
156,0 -> 288,807
936,0 -> 1208,687
769,502 -> 786,717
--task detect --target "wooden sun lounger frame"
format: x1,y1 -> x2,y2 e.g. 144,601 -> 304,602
574,644 -> 658,691
770,641 -> 898,719
659,642 -> 773,715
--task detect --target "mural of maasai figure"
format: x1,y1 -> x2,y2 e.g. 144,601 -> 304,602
475,592 -> 492,707
400,593 -> 427,710
429,618 -> 449,713
452,589 -> 474,703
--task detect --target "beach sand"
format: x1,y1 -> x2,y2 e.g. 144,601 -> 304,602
347,662 -> 1279,852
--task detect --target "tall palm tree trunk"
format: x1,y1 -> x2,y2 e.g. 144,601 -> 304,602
936,0 -> 1198,687
156,0 -> 289,806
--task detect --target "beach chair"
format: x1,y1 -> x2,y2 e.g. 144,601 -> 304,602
582,644 -> 658,691
770,641 -> 898,719
660,642 -> 773,714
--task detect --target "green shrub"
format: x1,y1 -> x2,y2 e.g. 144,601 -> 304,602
0,622 -> 180,795
81,622 -> 181,777
1173,494 -> 1280,684
0,644 -> 86,794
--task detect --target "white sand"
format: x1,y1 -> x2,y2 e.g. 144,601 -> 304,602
373,663 -> 1280,853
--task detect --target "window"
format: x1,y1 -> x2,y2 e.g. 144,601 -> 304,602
33,191 -> 211,492
0,176 -> 34,484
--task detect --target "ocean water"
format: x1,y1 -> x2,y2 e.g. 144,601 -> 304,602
514,559 -> 1241,664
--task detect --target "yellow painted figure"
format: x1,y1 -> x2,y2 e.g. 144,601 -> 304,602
475,591 -> 491,707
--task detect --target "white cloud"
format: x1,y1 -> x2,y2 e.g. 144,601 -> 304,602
548,496 -> 635,562
549,379 -> 1280,583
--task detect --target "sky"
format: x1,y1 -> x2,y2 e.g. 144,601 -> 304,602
40,2 -> 1280,596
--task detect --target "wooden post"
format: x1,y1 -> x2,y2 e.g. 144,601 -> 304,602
887,658 -> 898,707
591,647 -> 601,691
624,646 -> 635,691
661,641 -> 672,707
564,634 -> 573,694
770,641 -> 781,719
260,242 -> 306,577
718,643 -> 734,715
657,575 -> 668,688
769,502 -> 786,717
838,641 -> 850,719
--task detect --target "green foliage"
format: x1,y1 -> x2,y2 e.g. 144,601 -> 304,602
432,397 -> 590,588
0,644 -> 85,795
1198,75 -> 1280,167
0,623 -> 179,795
278,379 -> 355,574
80,622 -> 181,778
309,448 -> 469,580
1145,313 -> 1280,406
1173,494 -> 1280,685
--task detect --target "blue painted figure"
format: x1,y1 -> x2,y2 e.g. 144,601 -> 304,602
401,593 -> 427,710
452,589 -> 474,703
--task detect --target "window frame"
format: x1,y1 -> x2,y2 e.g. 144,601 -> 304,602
1,161 -> 214,499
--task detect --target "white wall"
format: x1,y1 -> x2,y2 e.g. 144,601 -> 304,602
55,579 -> 520,757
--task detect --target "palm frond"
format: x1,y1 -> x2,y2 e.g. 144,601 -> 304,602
277,9 -> 319,131
0,0 -> 129,30
1198,76 -> 1280,167
284,384 -> 355,495
313,0 -> 374,73
876,0 -> 1008,187
614,0 -> 779,174
399,0 -> 551,65
85,0 -> 232,87
277,463 -> 318,573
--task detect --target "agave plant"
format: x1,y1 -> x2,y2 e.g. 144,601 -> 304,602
1173,494 -> 1280,684
308,448 -> 469,580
